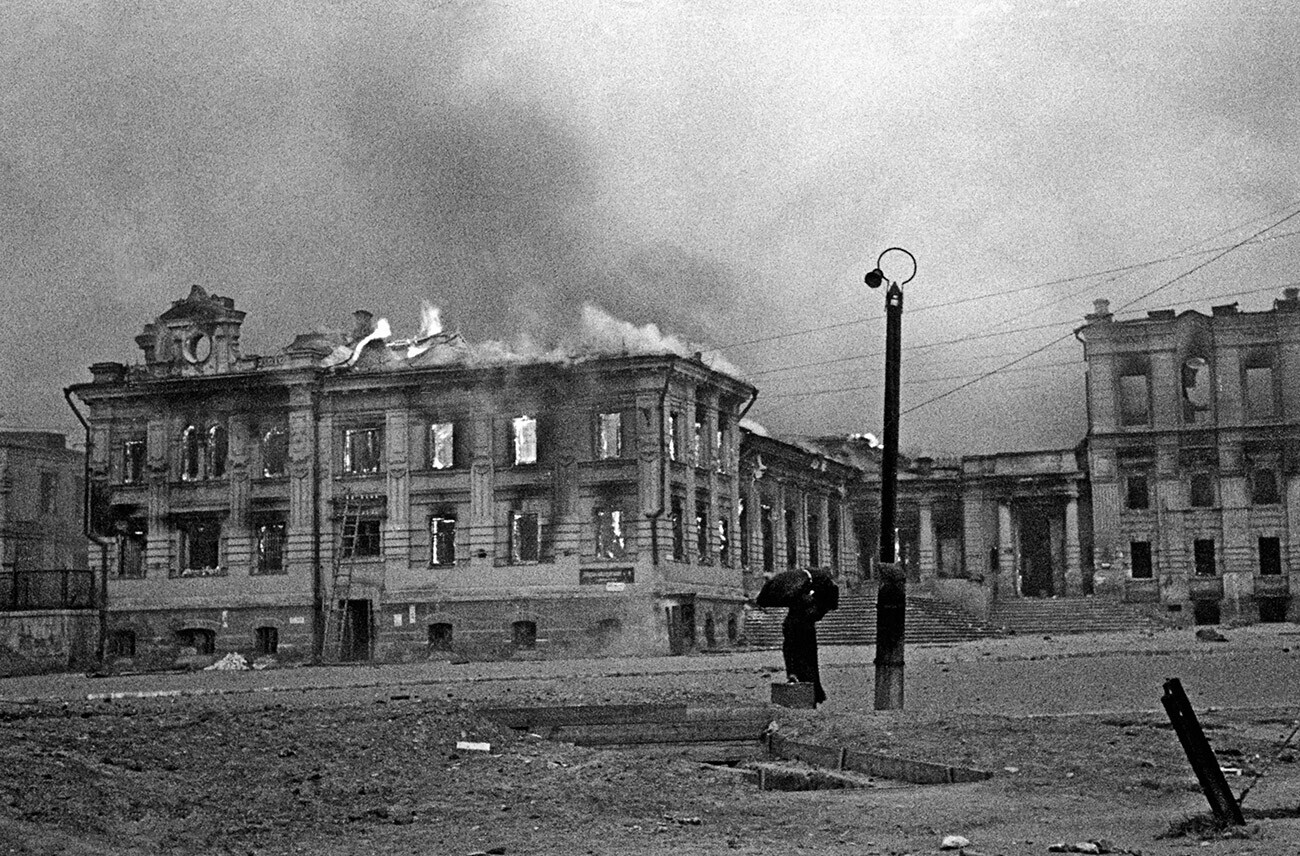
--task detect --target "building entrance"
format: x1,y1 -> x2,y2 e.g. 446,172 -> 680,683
341,599 -> 373,661
1018,507 -> 1056,597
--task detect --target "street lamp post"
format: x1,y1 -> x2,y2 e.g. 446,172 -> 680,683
865,247 -> 915,711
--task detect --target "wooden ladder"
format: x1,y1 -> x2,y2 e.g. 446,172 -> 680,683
323,493 -> 358,661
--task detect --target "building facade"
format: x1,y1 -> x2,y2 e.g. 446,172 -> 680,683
1,431 -> 88,594
1078,290 -> 1300,623
71,287 -> 762,662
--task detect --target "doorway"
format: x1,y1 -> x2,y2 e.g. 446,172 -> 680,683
341,599 -> 373,661
665,600 -> 696,656
1018,506 -> 1056,597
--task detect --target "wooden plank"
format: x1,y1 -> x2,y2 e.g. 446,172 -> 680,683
550,718 -> 770,745
479,703 -> 686,729
1161,678 -> 1245,825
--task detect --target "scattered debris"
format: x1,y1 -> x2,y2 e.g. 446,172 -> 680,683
940,833 -> 971,849
202,653 -> 250,671
1195,628 -> 1228,643
1048,842 -> 1100,854
455,741 -> 491,752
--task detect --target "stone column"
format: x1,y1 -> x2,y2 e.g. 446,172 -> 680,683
917,499 -> 936,586
997,501 -> 1017,600
1064,491 -> 1082,595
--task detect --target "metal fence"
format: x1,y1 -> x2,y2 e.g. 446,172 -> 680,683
0,569 -> 97,611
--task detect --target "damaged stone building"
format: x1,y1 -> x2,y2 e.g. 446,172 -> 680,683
1077,291 -> 1300,624
69,287 -> 840,662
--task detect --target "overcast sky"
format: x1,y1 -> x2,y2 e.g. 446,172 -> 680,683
3,1 -> 1298,455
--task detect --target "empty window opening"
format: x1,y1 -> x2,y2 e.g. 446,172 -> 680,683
1189,473 -> 1215,508
761,503 -> 775,573
693,419 -> 705,467
207,425 -> 228,479
1193,538 -> 1217,576
342,516 -> 381,558
512,620 -> 537,649
670,497 -> 685,561
255,520 -> 287,574
1245,364 -> 1276,420
430,515 -> 457,566
668,412 -> 681,462
1126,474 -> 1150,510
1259,598 -> 1289,623
180,519 -> 221,573
119,522 -> 147,579
343,427 -> 382,475
261,428 -> 288,478
1192,599 -> 1221,626
512,416 -> 537,465
594,508 -> 627,559
726,614 -> 738,643
428,622 -> 453,651
107,630 -> 136,658
1259,537 -> 1282,576
597,412 -> 622,459
511,510 -> 540,563
429,422 -> 455,470
123,439 -> 146,484
1118,373 -> 1150,426
176,628 -> 215,655
695,501 -> 710,561
254,626 -> 279,656
1181,357 -> 1211,423
1252,468 -> 1280,505
718,518 -> 730,566
739,500 -> 750,567
715,425 -> 726,473
181,425 -> 203,481
1130,541 -> 1153,579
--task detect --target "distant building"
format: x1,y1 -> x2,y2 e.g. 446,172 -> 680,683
71,287 -> 775,662
0,431 -> 88,587
1077,290 -> 1300,623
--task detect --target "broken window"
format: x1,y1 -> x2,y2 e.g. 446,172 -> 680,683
254,519 -> 286,575
428,422 -> 455,470
510,510 -> 540,563
1125,474 -> 1150,510
739,500 -> 749,567
1259,536 -> 1282,576
39,472 -> 58,515
261,428 -> 288,478
785,507 -> 798,569
597,412 -> 622,460
512,416 -> 537,466
123,440 -> 146,484
1193,538 -> 1217,576
668,412 -> 681,462
343,427 -> 382,475
207,424 -> 228,478
255,626 -> 279,655
179,519 -> 221,575
1252,467 -> 1280,505
695,501 -> 710,561
1130,541 -> 1153,579
1181,356 -> 1211,424
1118,372 -> 1150,427
594,508 -> 626,559
429,514 -> 456,566
807,512 -> 821,567
715,425 -> 727,474
718,517 -> 730,566
1189,472 -> 1215,508
693,419 -> 704,467
181,425 -> 203,481
670,497 -> 685,560
118,521 -> 146,579
1245,362 -> 1276,421
341,516 -> 381,558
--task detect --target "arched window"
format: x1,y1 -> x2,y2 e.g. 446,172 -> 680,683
181,425 -> 203,481
207,424 -> 228,479
428,622 -> 453,652
262,428 -> 289,477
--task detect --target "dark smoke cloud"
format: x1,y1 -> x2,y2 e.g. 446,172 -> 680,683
0,1 -> 748,436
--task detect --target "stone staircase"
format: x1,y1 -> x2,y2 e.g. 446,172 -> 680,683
988,596 -> 1165,636
743,593 -> 1005,648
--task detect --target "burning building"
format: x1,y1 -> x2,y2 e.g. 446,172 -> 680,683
69,287 -> 777,662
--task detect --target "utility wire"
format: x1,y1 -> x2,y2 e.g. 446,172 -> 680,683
762,359 -> 1078,400
899,203 -> 1300,416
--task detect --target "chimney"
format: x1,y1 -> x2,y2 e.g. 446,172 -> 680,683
1085,299 -> 1112,323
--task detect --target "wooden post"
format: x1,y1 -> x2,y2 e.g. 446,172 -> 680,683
1161,678 -> 1244,825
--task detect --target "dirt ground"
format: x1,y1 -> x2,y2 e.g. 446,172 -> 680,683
3,627 -> 1300,856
